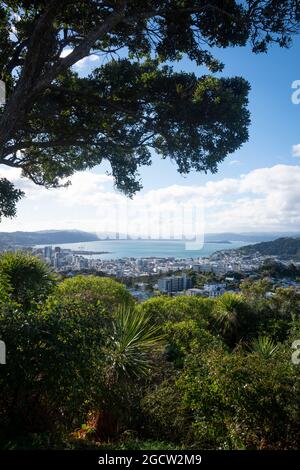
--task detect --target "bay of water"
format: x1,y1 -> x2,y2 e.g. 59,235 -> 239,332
40,239 -> 249,260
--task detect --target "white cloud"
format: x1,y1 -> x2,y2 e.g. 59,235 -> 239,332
74,54 -> 100,70
292,144 -> 300,157
2,164 -> 300,234
60,48 -> 73,58
60,48 -> 100,70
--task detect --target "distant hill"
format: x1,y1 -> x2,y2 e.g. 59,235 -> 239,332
2,230 -> 300,249
204,232 -> 300,243
0,230 -> 99,246
237,237 -> 300,258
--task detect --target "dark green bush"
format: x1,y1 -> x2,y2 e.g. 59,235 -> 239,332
0,251 -> 56,310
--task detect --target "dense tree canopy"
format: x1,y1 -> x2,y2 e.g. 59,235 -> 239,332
0,177 -> 23,219
1,1 -> 300,216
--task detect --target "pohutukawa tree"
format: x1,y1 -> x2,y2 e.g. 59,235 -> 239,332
1,0 -> 300,218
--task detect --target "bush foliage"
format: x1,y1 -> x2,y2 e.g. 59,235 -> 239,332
0,254 -> 299,449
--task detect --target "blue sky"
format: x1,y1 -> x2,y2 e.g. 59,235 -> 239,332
136,40 -> 300,189
1,40 -> 300,234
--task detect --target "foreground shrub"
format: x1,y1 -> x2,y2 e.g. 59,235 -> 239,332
0,251 -> 56,310
48,275 -> 134,314
240,281 -> 300,341
95,305 -> 164,440
212,293 -> 256,347
0,301 -> 106,438
0,276 -> 162,442
176,345 -> 299,449
137,296 -> 214,326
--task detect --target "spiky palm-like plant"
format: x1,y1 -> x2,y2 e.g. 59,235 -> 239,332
251,335 -> 279,359
96,306 -> 164,439
107,305 -> 164,382
213,293 -> 246,346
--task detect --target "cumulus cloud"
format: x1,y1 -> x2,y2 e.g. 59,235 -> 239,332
73,54 -> 100,70
1,164 -> 300,234
292,144 -> 300,157
60,48 -> 100,70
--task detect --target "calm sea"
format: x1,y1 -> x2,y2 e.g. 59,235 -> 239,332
39,239 -> 249,260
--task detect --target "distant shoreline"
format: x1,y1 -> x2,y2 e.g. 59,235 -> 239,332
94,239 -> 232,244
71,250 -> 111,255
32,239 -> 233,246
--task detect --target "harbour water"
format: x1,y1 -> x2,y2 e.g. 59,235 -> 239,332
38,239 -> 249,260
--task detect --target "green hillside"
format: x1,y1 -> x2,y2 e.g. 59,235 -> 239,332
238,237 -> 300,258
0,230 -> 98,246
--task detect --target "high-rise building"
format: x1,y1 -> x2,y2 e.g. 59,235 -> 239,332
43,246 -> 52,260
158,273 -> 191,293
53,251 -> 61,269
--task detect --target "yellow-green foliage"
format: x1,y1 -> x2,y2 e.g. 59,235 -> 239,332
47,275 -> 134,314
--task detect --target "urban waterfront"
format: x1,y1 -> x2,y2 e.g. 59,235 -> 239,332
30,237 -> 300,302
